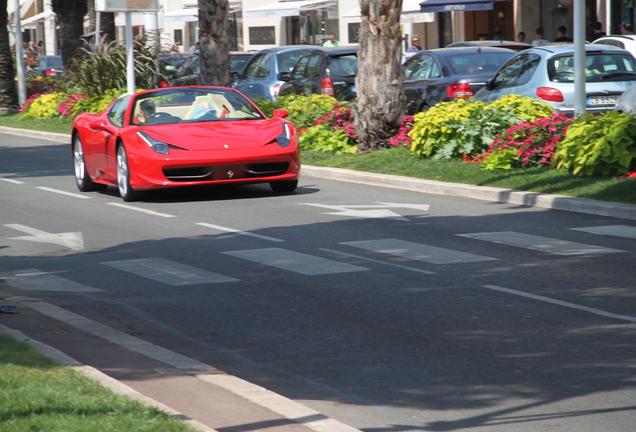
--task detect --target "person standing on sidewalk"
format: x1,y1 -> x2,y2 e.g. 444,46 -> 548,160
323,33 -> 340,48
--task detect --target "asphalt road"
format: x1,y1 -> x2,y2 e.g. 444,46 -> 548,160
1,132 -> 636,432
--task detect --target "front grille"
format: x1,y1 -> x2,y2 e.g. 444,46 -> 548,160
163,167 -> 214,181
246,162 -> 289,177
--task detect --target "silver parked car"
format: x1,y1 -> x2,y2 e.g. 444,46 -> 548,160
616,84 -> 636,113
474,44 -> 636,114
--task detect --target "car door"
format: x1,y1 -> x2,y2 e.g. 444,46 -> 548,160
233,53 -> 273,100
103,95 -> 130,180
403,54 -> 442,113
301,53 -> 324,96
280,53 -> 311,96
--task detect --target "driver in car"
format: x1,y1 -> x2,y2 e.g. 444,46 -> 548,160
137,99 -> 157,124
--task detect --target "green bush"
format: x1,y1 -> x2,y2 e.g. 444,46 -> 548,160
299,125 -> 357,154
253,94 -> 343,128
69,88 -> 124,116
20,92 -> 66,118
252,97 -> 285,117
409,96 -> 553,160
555,112 -> 636,176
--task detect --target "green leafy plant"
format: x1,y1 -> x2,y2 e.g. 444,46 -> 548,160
487,94 -> 554,122
299,124 -> 357,154
69,88 -> 124,116
252,97 -> 285,117
19,92 -> 66,118
481,148 -> 518,170
555,112 -> 636,176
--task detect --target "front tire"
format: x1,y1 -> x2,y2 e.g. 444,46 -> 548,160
116,145 -> 142,202
73,134 -> 104,192
270,180 -> 298,194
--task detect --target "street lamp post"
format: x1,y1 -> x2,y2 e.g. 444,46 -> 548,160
573,0 -> 586,116
125,11 -> 135,94
13,0 -> 27,106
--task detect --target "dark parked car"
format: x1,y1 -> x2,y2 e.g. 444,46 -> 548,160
447,40 -> 532,51
169,52 -> 254,86
233,46 -> 313,100
32,55 -> 64,77
278,47 -> 358,101
402,47 -> 516,114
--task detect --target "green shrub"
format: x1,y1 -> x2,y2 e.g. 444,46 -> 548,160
253,95 -> 344,128
69,88 -> 124,116
20,92 -> 66,118
300,125 -> 357,154
409,96 -> 553,160
555,112 -> 636,176
252,97 -> 285,117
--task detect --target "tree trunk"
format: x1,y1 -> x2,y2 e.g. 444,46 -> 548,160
354,0 -> 405,151
52,0 -> 87,65
0,0 -> 18,114
86,0 -> 95,34
198,0 -> 230,86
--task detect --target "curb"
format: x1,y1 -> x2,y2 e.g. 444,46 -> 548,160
301,165 -> 636,221
2,125 -> 634,221
0,323 -> 218,432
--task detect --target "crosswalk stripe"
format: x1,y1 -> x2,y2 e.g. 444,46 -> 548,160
457,231 -> 625,255
0,268 -> 102,292
340,238 -> 496,265
222,247 -> 369,275
102,258 -> 237,285
570,225 -> 636,240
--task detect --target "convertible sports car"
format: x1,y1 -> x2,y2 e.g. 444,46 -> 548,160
71,86 -> 300,201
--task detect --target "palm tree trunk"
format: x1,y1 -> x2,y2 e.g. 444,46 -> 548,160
198,0 -> 231,86
354,0 -> 405,151
52,0 -> 87,65
0,0 -> 18,114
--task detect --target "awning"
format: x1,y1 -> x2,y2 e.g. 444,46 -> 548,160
419,0 -> 494,13
244,0 -> 335,19
344,0 -> 434,23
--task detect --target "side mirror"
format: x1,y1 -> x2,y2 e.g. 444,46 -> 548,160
485,79 -> 495,91
272,109 -> 289,119
231,71 -> 240,81
278,71 -> 291,81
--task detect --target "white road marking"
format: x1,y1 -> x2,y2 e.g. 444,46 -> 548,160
222,247 -> 369,275
0,176 -> 24,184
4,223 -> 84,251
341,238 -> 496,265
27,301 -> 214,371
482,285 -> 636,323
106,202 -> 176,218
458,231 -> 625,255
0,269 -> 101,292
102,258 -> 237,285
36,186 -> 91,199
196,222 -> 284,242
570,225 -> 636,240
320,248 -> 434,275
301,202 -> 430,221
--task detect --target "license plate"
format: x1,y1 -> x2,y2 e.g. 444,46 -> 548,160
587,95 -> 619,106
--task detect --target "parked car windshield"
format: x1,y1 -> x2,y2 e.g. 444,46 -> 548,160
446,52 -> 514,75
277,50 -> 305,72
549,53 -> 636,82
329,54 -> 358,76
132,88 -> 263,125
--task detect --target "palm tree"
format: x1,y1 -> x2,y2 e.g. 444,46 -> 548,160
0,0 -> 18,114
354,0 -> 405,151
52,0 -> 88,65
198,0 -> 231,86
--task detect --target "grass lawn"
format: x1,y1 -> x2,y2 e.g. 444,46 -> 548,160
0,115 -> 72,134
0,334 -> 193,432
302,147 -> 636,205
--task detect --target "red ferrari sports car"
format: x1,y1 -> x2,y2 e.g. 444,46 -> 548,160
71,86 -> 300,201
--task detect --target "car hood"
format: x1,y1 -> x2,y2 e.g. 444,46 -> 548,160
137,119 -> 286,151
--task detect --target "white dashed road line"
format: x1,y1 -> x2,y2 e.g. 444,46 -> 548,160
102,258 -> 237,285
0,176 -> 24,184
196,222 -> 284,242
570,225 -> 636,240
36,186 -> 91,199
320,248 -> 435,275
106,202 -> 176,218
482,285 -> 636,323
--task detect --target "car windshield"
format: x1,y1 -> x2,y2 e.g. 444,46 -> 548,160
132,88 -> 263,126
277,50 -> 305,72
329,54 -> 358,76
549,53 -> 636,82
447,52 -> 514,75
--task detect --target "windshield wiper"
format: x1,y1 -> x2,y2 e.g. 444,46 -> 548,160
600,71 -> 636,80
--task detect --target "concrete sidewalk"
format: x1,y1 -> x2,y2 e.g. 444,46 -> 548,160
1,125 -> 634,221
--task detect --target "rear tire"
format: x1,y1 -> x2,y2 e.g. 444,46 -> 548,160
73,134 -> 104,192
270,180 -> 298,194
116,145 -> 142,202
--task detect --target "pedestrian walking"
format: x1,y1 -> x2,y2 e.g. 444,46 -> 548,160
620,21 -> 635,35
532,28 -> 550,46
516,31 -> 526,43
554,26 -> 572,42
322,33 -> 340,48
406,35 -> 423,53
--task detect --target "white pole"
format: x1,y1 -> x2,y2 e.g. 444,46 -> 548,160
13,0 -> 26,106
573,0 -> 586,116
606,0 -> 612,35
95,11 -> 101,48
125,11 -> 135,94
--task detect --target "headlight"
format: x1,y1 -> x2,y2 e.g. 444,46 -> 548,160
137,131 -> 170,155
276,123 -> 292,148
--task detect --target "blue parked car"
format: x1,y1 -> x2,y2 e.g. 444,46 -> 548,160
232,46 -> 313,100
474,44 -> 636,114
